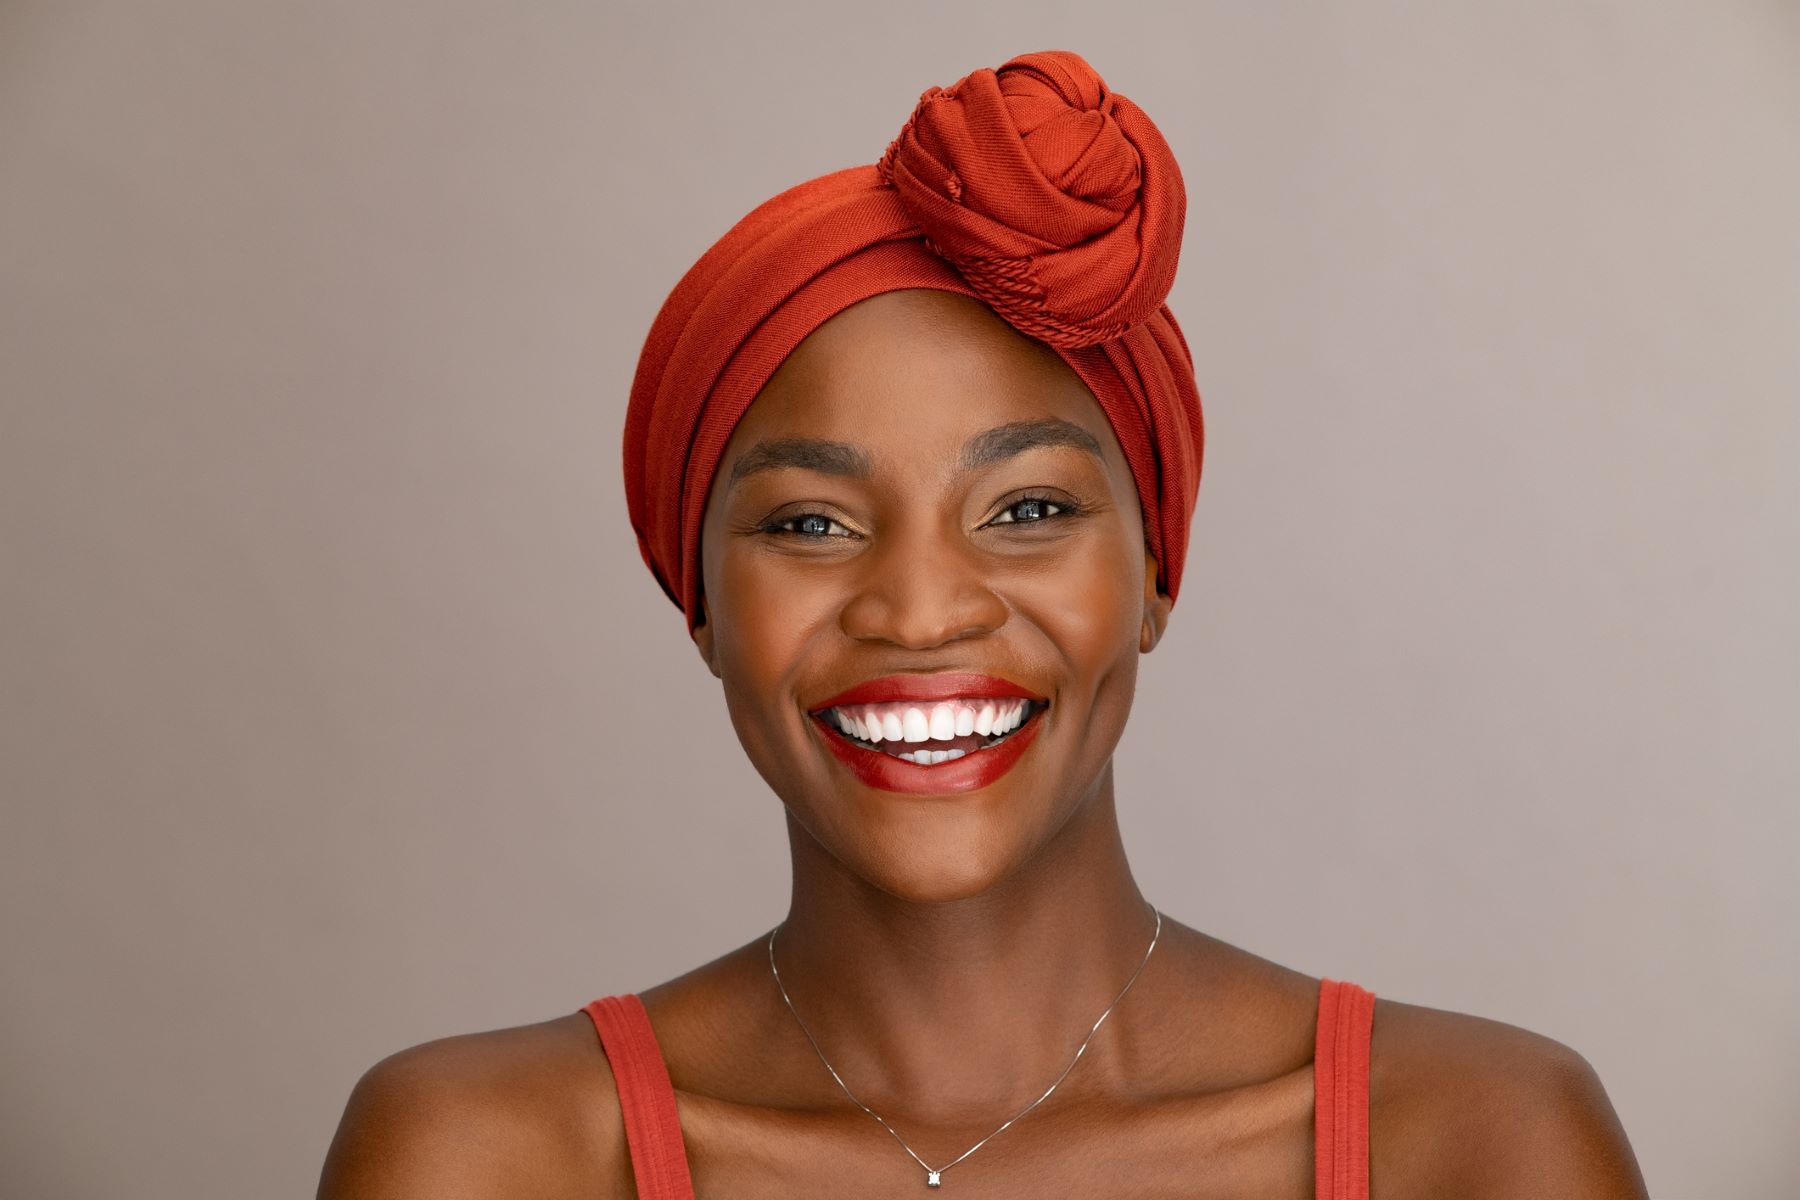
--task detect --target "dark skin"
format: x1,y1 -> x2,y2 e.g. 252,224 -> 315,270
319,289 -> 1649,1199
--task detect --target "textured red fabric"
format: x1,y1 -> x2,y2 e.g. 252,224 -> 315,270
622,50 -> 1205,633
584,978 -> 1375,1196
1314,978 -> 1377,1200
582,995 -> 696,1199
876,51 -> 1185,347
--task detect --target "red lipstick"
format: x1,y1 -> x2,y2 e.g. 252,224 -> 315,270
809,706 -> 1045,795
806,673 -> 1050,796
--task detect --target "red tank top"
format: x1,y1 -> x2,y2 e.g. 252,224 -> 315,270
583,977 -> 1375,1199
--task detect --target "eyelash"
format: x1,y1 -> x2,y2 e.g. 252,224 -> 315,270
762,493 -> 1080,540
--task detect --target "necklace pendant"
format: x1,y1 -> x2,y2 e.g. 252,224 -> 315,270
926,1170 -> 941,1187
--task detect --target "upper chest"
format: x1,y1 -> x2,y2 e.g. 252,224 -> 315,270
665,1062 -> 1321,1200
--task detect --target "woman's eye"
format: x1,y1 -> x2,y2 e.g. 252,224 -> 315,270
764,512 -> 853,539
989,495 -> 1074,525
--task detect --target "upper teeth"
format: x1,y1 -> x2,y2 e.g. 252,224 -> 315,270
826,699 -> 1033,744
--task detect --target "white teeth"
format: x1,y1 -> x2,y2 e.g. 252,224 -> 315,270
892,747 -> 972,766
826,708 -> 888,743
974,703 -> 995,735
827,698 -> 1042,750
982,701 -> 1029,739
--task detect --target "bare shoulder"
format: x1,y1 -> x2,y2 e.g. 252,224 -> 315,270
1368,995 -> 1649,1200
316,1010 -> 633,1200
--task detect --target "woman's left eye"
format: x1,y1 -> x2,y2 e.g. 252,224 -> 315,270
989,495 -> 1073,525
765,512 -> 853,539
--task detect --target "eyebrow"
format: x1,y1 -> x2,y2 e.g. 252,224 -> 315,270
961,418 -> 1104,472
728,437 -> 872,488
727,418 -> 1103,490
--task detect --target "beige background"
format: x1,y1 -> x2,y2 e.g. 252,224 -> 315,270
2,2 -> 1795,1197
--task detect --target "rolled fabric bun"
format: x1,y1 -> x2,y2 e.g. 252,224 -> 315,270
877,49 -> 1185,348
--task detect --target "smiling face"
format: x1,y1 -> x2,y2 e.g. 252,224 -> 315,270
692,288 -> 1172,903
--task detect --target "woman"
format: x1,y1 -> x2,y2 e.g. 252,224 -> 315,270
319,51 -> 1647,1199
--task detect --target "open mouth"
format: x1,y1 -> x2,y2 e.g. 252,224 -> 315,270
809,698 -> 1049,765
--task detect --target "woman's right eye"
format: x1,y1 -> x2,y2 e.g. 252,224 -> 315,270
763,512 -> 853,539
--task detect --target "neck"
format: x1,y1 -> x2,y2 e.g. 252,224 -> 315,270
770,767 -> 1161,1126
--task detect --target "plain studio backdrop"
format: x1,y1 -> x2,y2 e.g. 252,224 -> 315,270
2,3 -> 1795,1197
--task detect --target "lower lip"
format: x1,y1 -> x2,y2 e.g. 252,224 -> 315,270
809,705 -> 1047,795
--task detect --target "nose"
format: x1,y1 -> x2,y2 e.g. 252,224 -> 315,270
837,520 -> 1009,649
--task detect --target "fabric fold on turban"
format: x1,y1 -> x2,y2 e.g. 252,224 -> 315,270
624,49 -> 1205,633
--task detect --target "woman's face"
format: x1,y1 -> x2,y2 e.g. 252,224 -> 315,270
694,288 -> 1172,903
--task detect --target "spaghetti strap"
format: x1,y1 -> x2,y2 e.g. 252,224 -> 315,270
1313,978 -> 1375,1200
582,994 -> 696,1200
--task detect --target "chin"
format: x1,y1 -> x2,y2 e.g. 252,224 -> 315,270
866,860 -> 1020,906
818,800 -> 1052,905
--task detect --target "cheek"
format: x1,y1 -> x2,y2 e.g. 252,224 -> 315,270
1018,519 -> 1146,646
707,542 -> 834,690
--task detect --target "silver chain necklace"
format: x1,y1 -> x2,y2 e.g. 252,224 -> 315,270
766,901 -> 1163,1188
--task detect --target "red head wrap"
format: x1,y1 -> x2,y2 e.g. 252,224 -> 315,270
624,50 -> 1204,633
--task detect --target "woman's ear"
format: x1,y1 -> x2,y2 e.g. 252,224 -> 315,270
1140,549 -> 1172,654
691,597 -> 721,678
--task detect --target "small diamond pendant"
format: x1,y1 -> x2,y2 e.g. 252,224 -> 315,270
926,1170 -> 942,1187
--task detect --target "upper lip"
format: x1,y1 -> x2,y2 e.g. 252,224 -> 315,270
807,672 -> 1048,713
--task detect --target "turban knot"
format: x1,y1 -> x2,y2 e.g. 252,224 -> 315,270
875,51 -> 1186,349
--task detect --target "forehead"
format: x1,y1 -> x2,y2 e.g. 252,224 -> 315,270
723,288 -> 1121,466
